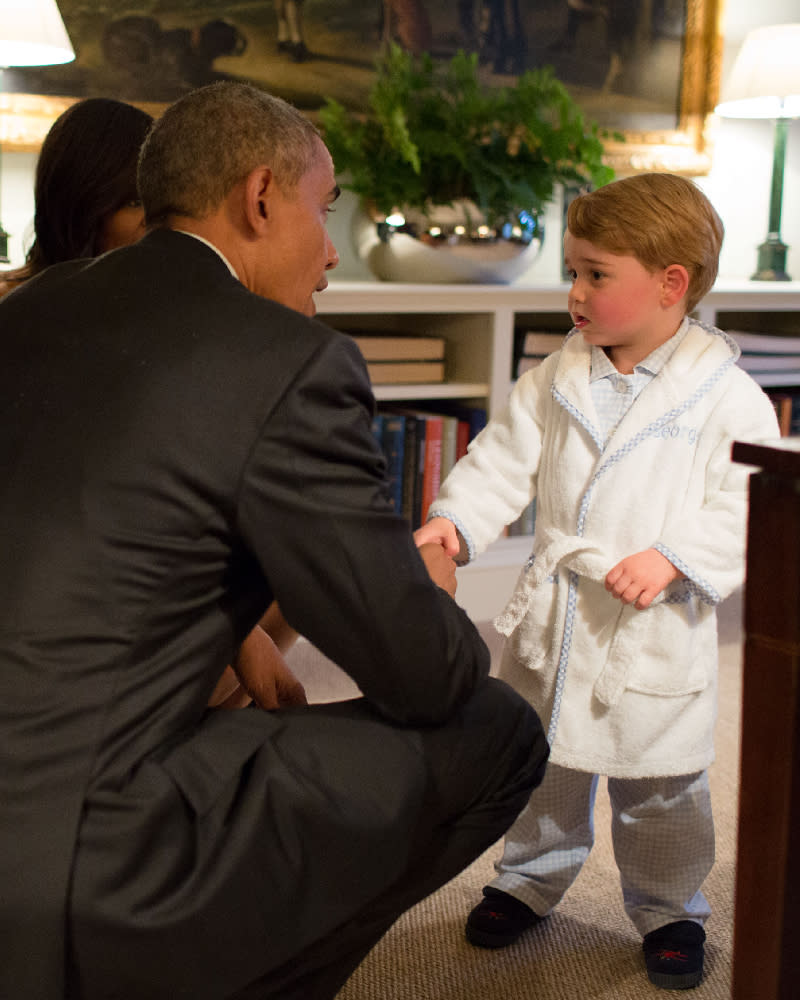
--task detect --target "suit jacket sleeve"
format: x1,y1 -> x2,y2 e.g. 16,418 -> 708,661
237,332 -> 490,725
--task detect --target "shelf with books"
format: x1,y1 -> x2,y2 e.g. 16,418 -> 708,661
372,401 -> 488,530
351,331 -> 448,387
316,306 -> 496,406
512,324 -> 571,380
716,308 -> 800,435
316,280 -> 800,423
694,287 -> 800,419
315,281 -> 573,420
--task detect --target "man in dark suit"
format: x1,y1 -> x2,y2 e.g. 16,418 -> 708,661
0,81 -> 548,1000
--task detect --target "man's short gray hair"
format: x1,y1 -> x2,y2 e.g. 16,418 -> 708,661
139,81 -> 322,226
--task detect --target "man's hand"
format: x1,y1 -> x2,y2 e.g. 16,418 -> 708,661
208,625 -> 307,710
258,600 -> 298,654
418,542 -> 457,597
605,548 -> 682,610
208,664 -> 251,709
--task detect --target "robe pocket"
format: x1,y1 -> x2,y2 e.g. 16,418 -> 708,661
623,598 -> 715,697
507,576 -> 559,672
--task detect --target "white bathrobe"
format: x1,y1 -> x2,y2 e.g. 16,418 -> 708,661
429,321 -> 779,778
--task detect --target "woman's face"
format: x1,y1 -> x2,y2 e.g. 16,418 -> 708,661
97,202 -> 146,253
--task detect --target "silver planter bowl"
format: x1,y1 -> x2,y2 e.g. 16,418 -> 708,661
354,200 -> 544,284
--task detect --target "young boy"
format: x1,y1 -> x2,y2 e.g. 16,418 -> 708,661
414,173 -> 780,990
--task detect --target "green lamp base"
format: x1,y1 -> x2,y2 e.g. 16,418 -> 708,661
0,226 -> 8,265
752,236 -> 790,282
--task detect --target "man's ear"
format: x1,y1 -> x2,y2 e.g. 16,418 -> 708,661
243,166 -> 273,233
661,264 -> 690,308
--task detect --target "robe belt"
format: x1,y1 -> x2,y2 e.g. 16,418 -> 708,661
493,535 -> 663,709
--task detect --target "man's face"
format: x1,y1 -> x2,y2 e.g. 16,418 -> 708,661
256,136 -> 340,316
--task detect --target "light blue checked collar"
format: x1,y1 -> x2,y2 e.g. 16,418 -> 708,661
589,315 -> 690,383
589,318 -> 690,442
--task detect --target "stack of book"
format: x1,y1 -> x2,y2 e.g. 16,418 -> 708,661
513,330 -> 567,378
730,331 -> 800,436
371,402 -> 487,529
350,332 -> 446,385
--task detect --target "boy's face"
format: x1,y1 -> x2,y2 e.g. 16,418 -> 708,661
563,231 -> 681,372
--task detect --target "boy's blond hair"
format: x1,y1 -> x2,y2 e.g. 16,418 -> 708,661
567,173 -> 723,313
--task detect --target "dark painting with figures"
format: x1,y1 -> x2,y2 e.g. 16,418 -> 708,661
3,0 -> 688,133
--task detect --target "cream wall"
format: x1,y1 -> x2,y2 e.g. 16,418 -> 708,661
2,149 -> 36,267
696,0 -> 800,282
2,0 -> 798,282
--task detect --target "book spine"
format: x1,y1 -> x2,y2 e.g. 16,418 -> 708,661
381,414 -> 405,514
413,418 -> 426,529
420,416 -> 443,524
455,418 -> 470,461
779,396 -> 793,437
371,413 -> 385,448
365,361 -> 445,384
351,335 -> 445,361
399,413 -> 419,525
728,330 -> 800,354
402,400 -> 487,446
468,407 -> 487,441
789,395 -> 800,437
439,415 -> 458,483
516,330 -> 567,355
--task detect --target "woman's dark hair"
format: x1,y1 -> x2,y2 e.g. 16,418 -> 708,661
24,98 -> 154,275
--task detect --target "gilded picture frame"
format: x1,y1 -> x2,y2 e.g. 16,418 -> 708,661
601,0 -> 725,175
0,0 -> 724,176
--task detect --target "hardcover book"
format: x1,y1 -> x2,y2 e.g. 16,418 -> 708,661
351,334 -> 446,362
380,413 -> 406,514
366,361 -> 445,384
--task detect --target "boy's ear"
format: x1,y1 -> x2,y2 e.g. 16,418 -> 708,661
243,166 -> 273,233
661,264 -> 690,307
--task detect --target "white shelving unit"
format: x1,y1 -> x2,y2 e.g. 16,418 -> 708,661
315,279 -> 800,621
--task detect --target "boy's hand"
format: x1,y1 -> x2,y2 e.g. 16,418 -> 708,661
605,548 -> 682,610
414,517 -> 460,557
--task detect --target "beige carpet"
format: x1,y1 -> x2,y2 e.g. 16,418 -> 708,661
287,593 -> 743,999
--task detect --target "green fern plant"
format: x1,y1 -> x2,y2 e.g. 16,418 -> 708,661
319,44 -> 616,227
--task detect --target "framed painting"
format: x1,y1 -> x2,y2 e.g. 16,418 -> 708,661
1,0 -> 723,175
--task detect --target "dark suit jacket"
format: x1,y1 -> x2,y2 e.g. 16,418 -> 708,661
0,231 -> 489,998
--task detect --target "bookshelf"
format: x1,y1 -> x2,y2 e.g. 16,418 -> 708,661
315,279 -> 800,621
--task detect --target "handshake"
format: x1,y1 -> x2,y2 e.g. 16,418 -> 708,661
415,516 -> 467,598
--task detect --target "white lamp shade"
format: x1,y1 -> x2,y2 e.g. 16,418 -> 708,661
0,0 -> 75,68
715,23 -> 800,119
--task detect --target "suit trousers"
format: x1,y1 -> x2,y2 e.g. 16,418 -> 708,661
69,678 -> 547,1000
226,678 -> 547,1000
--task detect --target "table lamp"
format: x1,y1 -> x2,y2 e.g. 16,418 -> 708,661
0,0 -> 75,262
715,23 -> 800,282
